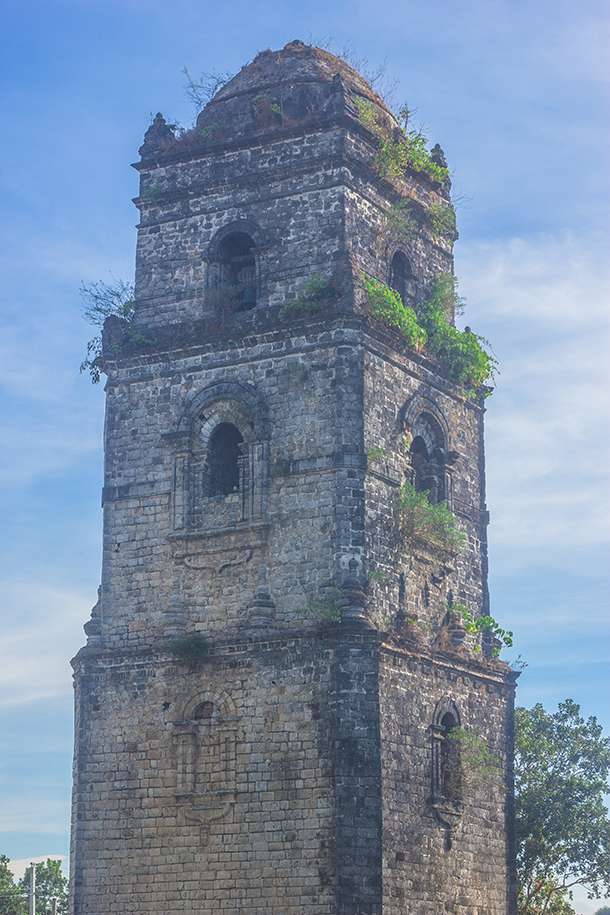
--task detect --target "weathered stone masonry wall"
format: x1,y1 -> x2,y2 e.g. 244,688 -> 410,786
132,124 -> 452,333
100,322 -> 375,648
362,338 -> 489,633
379,646 -> 515,915
100,318 -> 488,648
72,637 -> 338,915
71,630 -> 516,915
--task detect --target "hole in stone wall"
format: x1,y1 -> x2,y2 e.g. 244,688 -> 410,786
389,251 -> 413,305
440,712 -> 461,800
208,422 -> 244,496
410,436 -> 445,504
218,232 -> 256,310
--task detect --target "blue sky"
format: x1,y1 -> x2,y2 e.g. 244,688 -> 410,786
0,0 -> 608,908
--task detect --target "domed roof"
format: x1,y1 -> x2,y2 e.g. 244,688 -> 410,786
193,40 -> 396,143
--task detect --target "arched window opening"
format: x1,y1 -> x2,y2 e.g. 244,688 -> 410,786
218,232 -> 257,310
410,435 -> 445,503
390,252 -> 413,305
208,423 -> 244,496
440,712 -> 461,800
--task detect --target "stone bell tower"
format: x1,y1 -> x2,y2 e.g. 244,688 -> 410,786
70,40 -> 518,915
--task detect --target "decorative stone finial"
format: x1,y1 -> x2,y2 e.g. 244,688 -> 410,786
430,143 -> 447,169
139,113 -> 175,159
245,567 -> 276,630
163,578 -> 187,639
83,586 -> 102,647
337,559 -> 372,628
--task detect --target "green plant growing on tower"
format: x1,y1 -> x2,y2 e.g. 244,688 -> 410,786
280,273 -> 338,318
182,67 -> 234,111
444,726 -> 504,797
252,93 -> 283,127
427,201 -> 457,242
367,445 -> 389,464
417,275 -> 497,393
448,601 -> 514,654
79,278 -> 153,383
362,273 -> 427,350
395,481 -> 466,558
167,632 -> 210,670
296,587 -> 342,625
382,199 -> 419,239
141,181 -> 163,200
354,96 -> 450,185
361,272 -> 497,396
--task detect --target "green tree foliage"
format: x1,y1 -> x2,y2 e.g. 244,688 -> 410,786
0,858 -> 68,915
19,860 -> 68,915
515,700 -> 610,915
0,855 -> 25,914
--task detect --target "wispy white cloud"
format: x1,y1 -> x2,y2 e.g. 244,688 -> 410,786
458,231 -> 610,572
0,582 -> 89,708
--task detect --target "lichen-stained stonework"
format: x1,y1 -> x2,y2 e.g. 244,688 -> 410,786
71,40 -> 518,914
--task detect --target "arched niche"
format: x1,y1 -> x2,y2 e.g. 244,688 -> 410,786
400,396 -> 458,508
207,221 -> 267,312
430,698 -> 463,843
173,688 -> 240,800
168,380 -> 270,530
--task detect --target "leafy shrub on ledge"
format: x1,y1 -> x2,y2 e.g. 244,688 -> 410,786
362,274 -> 427,350
168,632 -> 210,669
419,276 -> 498,393
361,272 -> 498,396
280,274 -> 338,319
354,96 -> 450,185
79,279 -> 154,384
449,601 -> 514,654
396,482 -> 466,558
